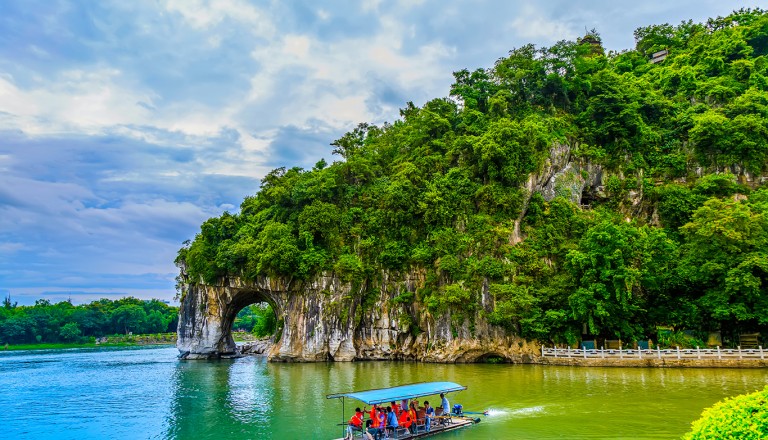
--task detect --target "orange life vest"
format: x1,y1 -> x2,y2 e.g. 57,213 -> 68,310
398,410 -> 412,428
370,407 -> 379,427
349,411 -> 363,427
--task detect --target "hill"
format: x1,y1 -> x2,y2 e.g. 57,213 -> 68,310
177,8 -> 768,348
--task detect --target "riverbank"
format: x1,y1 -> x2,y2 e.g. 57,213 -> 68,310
2,333 -> 177,351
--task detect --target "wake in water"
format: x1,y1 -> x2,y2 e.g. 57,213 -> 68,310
478,406 -> 546,418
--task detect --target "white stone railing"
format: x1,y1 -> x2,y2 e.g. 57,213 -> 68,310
542,345 -> 766,360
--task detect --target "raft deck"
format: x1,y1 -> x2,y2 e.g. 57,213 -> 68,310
333,416 -> 476,439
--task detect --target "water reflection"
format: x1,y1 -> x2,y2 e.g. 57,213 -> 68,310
165,357 -> 275,439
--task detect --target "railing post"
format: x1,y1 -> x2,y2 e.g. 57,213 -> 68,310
738,345 -> 742,360
619,343 -> 623,359
542,345 -> 545,357
601,346 -> 605,359
697,346 -> 701,360
657,346 -> 661,360
554,346 -> 557,358
583,346 -> 587,359
567,347 -> 571,358
676,346 -> 681,360
717,346 -> 721,360
760,346 -> 764,360
638,346 -> 642,359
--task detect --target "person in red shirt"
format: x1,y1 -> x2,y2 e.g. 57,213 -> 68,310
346,407 -> 364,439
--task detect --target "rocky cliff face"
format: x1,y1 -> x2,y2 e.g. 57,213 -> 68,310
176,143 -> 609,362
176,271 -> 543,362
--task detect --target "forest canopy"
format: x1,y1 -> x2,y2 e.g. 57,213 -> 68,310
177,9 -> 768,345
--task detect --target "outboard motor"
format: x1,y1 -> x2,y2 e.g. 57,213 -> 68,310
453,404 -> 463,416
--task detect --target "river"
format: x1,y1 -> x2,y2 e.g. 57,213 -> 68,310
2,346 -> 766,439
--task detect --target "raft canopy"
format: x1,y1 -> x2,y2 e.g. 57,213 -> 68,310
326,381 -> 467,405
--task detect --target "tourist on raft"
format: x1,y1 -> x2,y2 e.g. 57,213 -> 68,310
365,405 -> 384,440
398,405 -> 413,433
440,393 -> 450,416
408,402 -> 418,433
385,406 -> 399,436
424,401 -> 435,432
346,407 -> 364,439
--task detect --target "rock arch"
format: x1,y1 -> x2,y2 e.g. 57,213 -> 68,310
177,278 -> 282,359
176,272 -> 541,362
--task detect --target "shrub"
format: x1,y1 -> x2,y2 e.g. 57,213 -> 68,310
683,385 -> 768,440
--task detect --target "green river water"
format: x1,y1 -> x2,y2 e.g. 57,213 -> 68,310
2,346 -> 766,439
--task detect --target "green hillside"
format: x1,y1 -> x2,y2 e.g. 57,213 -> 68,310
177,8 -> 768,345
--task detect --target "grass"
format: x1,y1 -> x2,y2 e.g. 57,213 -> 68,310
2,342 -> 146,351
2,334 -> 178,351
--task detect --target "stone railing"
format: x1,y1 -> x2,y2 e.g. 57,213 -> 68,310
542,345 -> 766,361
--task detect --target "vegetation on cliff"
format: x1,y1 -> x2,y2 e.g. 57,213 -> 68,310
177,9 -> 768,345
0,296 -> 178,345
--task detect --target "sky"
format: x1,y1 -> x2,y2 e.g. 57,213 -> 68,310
0,0 -> 757,305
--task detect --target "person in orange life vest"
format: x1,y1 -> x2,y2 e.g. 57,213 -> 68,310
346,407 -> 364,439
366,407 -> 385,440
408,402 -> 418,433
390,401 -> 400,418
398,406 -> 413,432
369,405 -> 379,428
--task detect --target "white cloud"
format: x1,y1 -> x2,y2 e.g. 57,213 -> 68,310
162,0 -> 274,38
508,5 -> 577,42
0,69 -> 155,135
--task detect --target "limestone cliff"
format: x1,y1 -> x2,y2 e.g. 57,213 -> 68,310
177,142 -> 604,362
176,271 -> 543,362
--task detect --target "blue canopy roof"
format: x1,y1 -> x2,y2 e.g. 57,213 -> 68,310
326,381 -> 466,405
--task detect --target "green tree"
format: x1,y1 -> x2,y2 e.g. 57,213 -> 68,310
111,305 -> 147,335
59,322 -> 82,342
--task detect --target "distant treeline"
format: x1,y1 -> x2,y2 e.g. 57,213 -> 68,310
0,296 -> 179,344
232,303 -> 277,337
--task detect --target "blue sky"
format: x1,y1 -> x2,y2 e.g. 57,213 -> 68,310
0,0 -> 756,305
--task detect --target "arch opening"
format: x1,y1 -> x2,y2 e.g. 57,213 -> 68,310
232,302 -> 277,339
475,352 -> 510,364
221,289 -> 281,356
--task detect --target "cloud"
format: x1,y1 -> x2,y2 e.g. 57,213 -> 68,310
508,5 -> 577,42
162,0 -> 275,37
0,0 -> 752,303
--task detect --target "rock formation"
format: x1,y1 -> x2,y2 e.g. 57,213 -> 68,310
177,143 -> 605,362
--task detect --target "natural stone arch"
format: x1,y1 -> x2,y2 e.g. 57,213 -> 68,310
176,272 -> 541,363
177,278 -> 283,359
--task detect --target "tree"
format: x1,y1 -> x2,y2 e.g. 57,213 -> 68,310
59,322 -> 82,342
679,198 -> 768,331
111,305 -> 147,335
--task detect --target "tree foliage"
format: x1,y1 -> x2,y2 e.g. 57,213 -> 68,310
177,9 -> 768,344
0,297 -> 178,344
683,385 -> 768,440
